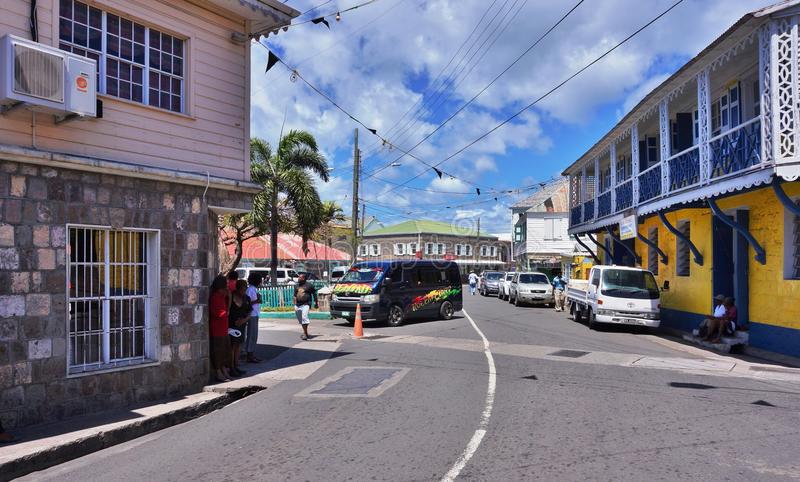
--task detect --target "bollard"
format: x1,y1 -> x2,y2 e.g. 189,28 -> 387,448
354,303 -> 363,338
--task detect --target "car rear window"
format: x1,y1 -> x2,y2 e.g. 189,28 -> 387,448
519,274 -> 548,284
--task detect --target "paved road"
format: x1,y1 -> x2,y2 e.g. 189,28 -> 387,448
24,293 -> 800,481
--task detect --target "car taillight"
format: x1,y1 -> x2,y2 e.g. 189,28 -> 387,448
597,299 -> 603,305
657,303 -> 661,309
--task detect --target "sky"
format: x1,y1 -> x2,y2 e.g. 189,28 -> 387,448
251,0 -> 777,235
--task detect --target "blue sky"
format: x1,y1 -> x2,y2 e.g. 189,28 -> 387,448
252,0 -> 777,234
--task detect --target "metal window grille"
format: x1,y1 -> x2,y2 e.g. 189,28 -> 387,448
59,0 -> 185,112
676,222 -> 691,277
648,228 -> 659,276
67,226 -> 158,374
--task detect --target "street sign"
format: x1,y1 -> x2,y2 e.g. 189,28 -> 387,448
619,214 -> 637,240
444,254 -> 455,260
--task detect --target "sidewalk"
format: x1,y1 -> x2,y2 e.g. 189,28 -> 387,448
0,323 -> 344,481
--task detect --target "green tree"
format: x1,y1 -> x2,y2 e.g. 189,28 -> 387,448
314,201 -> 347,280
251,132 -> 329,285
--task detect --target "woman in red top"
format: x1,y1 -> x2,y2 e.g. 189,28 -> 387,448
209,275 -> 232,382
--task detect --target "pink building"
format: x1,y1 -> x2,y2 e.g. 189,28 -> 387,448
0,0 -> 298,428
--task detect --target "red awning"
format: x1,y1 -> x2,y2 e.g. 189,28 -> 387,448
224,232 -> 350,261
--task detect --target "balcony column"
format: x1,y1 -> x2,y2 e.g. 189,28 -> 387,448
609,143 -> 617,212
659,98 -> 671,195
593,155 -> 600,219
631,124 -> 640,206
758,22 -> 773,164
697,67 -> 712,183
581,164 -> 587,221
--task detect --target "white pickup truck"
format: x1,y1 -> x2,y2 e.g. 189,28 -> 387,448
567,265 -> 661,330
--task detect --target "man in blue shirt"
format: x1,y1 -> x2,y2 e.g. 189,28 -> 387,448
552,274 -> 567,311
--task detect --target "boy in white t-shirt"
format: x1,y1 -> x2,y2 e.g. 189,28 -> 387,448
244,273 -> 263,362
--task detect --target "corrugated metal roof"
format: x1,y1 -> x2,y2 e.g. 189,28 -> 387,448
363,219 -> 498,239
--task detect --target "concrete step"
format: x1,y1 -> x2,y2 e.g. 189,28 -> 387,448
683,330 -> 749,353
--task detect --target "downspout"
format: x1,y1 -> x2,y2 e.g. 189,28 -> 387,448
658,211 -> 703,266
605,227 -> 642,265
707,199 -> 766,265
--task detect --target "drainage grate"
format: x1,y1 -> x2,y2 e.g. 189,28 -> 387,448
548,349 -> 590,358
296,366 -> 410,398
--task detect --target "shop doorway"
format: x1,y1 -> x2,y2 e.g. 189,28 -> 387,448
712,210 -> 749,325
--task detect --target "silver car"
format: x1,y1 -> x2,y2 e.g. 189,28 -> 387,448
509,272 -> 554,307
498,272 -> 515,300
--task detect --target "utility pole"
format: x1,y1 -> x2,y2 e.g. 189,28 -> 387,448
351,129 -> 360,263
361,201 -> 366,237
475,217 -> 480,270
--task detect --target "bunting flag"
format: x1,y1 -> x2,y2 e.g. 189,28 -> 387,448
311,17 -> 330,28
367,128 -> 377,135
494,197 -> 498,201
476,188 -> 481,195
433,167 -> 443,178
266,51 -> 280,72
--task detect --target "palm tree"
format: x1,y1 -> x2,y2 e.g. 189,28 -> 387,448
315,201 -> 347,281
250,132 -> 329,286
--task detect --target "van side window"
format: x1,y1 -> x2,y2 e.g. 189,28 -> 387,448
591,270 -> 600,286
419,268 -> 440,287
448,266 -> 461,285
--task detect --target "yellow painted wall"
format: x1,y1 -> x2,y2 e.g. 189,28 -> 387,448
636,209 -> 713,316
632,182 -> 800,330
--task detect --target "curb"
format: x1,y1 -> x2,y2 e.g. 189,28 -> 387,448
0,386 -> 263,481
260,312 -> 332,320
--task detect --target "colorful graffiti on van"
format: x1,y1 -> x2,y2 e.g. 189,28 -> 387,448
332,283 -> 374,295
410,287 -> 461,312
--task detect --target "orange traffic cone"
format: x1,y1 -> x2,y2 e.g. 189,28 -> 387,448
354,303 -> 364,338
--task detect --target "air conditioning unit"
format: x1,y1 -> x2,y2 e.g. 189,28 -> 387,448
0,34 -> 96,118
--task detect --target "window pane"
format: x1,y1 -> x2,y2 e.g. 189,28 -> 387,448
149,89 -> 159,107
149,30 -> 160,49
107,78 -> 118,96
173,56 -> 183,75
119,80 -> 131,99
134,24 -> 145,44
74,24 -> 87,46
60,18 -> 72,42
132,66 -> 143,84
60,0 -> 73,19
120,18 -> 132,39
149,48 -> 160,69
173,37 -> 183,57
133,84 -> 143,103
161,52 -> 171,74
74,1 -> 88,24
160,74 -> 170,92
171,95 -> 181,112
89,6 -> 102,29
119,62 -> 130,81
162,34 -> 172,54
107,13 -> 119,35
89,27 -> 101,51
107,34 -> 119,57
107,58 -> 118,78
121,39 -> 132,61
134,43 -> 145,64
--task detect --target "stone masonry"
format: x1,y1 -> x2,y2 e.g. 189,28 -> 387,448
0,159 -> 251,429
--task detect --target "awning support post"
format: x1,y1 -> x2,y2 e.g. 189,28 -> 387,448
574,234 -> 601,264
772,178 -> 800,217
586,232 -> 613,261
636,231 -> 668,265
605,227 -> 642,265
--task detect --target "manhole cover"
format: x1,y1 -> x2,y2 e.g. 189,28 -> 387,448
548,349 -> 589,358
296,367 -> 410,398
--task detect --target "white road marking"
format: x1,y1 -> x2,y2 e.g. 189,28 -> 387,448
441,310 -> 496,482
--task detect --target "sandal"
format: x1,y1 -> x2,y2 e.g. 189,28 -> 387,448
246,355 -> 262,363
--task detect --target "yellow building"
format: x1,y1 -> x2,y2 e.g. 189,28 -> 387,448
563,3 -> 800,357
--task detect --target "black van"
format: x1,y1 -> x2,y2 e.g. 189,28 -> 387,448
330,260 -> 463,327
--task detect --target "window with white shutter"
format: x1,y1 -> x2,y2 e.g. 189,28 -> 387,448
370,244 -> 381,256
407,242 -> 418,255
425,242 -> 434,255
544,218 -> 555,240
465,244 -> 473,256
490,246 -> 497,257
358,245 -> 367,256
437,243 -> 445,255
393,243 -> 405,255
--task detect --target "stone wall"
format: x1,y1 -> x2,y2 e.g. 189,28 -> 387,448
0,159 -> 251,428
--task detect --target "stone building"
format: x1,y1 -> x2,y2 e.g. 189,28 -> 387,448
0,0 -> 297,428
360,219 -> 508,275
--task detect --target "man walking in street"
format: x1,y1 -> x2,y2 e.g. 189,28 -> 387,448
552,273 -> 567,311
468,270 -> 479,296
294,274 -> 317,340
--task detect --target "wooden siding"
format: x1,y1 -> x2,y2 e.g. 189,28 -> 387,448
0,0 -> 250,181
524,215 -> 575,255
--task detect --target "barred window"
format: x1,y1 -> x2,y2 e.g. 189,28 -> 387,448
59,0 -> 185,112
67,226 -> 159,374
787,200 -> 800,280
648,228 -> 659,276
676,221 -> 691,277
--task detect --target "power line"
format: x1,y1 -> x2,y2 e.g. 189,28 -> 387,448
291,0 -> 383,28
384,0 -> 685,195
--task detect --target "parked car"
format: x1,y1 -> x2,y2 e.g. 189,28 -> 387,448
235,267 -> 299,284
330,260 -> 462,327
330,265 -> 349,281
567,265 -> 660,330
498,271 -> 515,300
508,272 -> 553,307
479,271 -> 504,296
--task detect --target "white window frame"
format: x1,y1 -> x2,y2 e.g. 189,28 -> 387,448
407,242 -> 418,255
370,244 -> 381,256
425,242 -> 434,255
358,245 -> 368,257
436,243 -> 446,255
66,224 -> 160,376
464,244 -> 473,256
480,245 -> 487,257
58,0 -> 186,113
393,243 -> 406,256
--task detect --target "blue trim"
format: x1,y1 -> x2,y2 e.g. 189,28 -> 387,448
660,307 -> 800,358
586,232 -> 613,260
637,232 -> 668,264
707,199 -> 766,265
574,235 -> 601,264
605,227 -> 642,264
772,179 -> 800,216
658,211 -> 704,266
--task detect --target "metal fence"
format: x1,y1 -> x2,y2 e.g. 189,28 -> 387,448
258,280 -> 328,309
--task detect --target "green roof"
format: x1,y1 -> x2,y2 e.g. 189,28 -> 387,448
364,220 -> 496,239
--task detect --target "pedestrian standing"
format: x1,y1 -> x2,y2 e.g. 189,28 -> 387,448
468,270 -> 478,296
294,274 -> 317,340
244,273 -> 263,363
228,279 -> 250,376
552,274 -> 567,311
226,270 -> 239,293
209,275 -> 232,382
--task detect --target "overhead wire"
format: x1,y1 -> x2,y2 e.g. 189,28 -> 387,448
382,0 -> 685,195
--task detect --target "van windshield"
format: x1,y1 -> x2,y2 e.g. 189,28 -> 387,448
519,274 -> 548,284
601,269 -> 659,299
340,268 -> 383,283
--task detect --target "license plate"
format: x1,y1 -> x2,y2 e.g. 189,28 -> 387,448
622,318 -> 644,325
341,311 -> 350,317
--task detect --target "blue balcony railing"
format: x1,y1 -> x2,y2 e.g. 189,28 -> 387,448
638,163 -> 662,203
668,145 -> 700,191
571,206 -> 582,225
597,191 -> 612,218
583,199 -> 594,221
710,118 -> 761,179
615,180 -> 632,211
